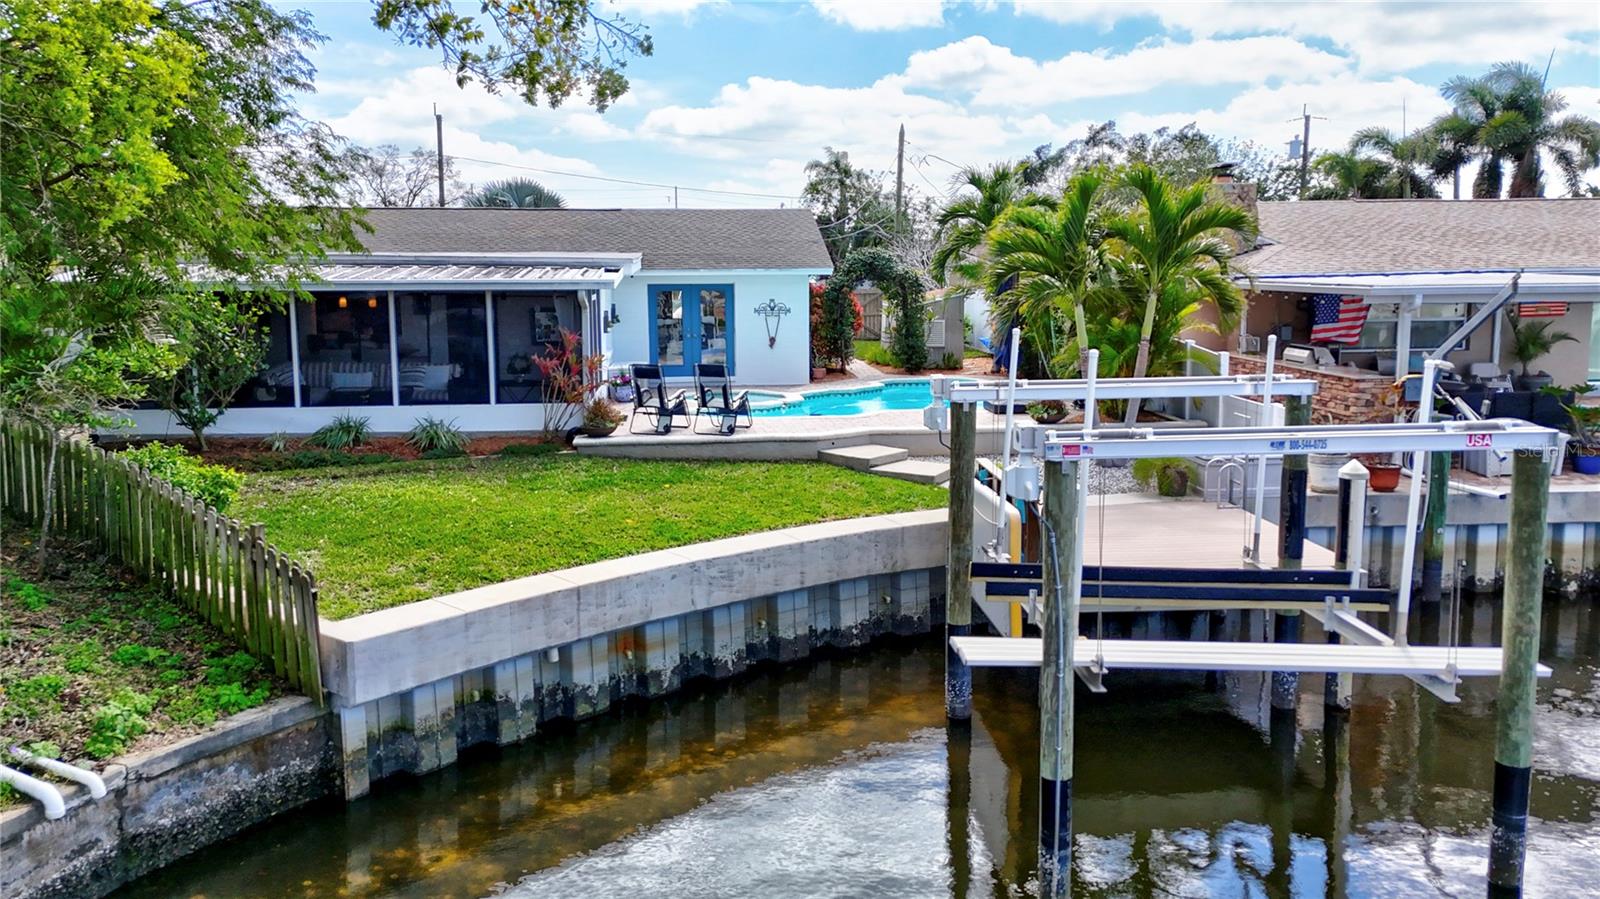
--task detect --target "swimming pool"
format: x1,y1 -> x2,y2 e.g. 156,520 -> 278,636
750,379 -> 934,416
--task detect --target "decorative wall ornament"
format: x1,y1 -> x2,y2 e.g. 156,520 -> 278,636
754,298 -> 792,348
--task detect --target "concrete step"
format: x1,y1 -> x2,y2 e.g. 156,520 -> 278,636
819,443 -> 909,472
870,459 -> 951,485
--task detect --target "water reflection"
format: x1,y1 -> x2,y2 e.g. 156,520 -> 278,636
117,595 -> 1600,898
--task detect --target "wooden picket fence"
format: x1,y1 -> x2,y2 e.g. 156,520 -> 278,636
0,419 -> 324,703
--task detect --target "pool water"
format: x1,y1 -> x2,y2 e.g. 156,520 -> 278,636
752,379 -> 934,416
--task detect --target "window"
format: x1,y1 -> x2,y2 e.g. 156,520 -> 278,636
1590,305 -> 1600,383
296,291 -> 393,407
232,307 -> 295,408
394,293 -> 489,404
493,291 -> 581,404
1352,302 -> 1468,352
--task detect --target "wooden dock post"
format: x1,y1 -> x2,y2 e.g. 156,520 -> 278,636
1420,450 -> 1450,604
1038,457 -> 1082,898
946,401 -> 977,721
1487,450 -> 1550,895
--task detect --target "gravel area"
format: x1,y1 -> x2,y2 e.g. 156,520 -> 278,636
913,457 -> 1147,495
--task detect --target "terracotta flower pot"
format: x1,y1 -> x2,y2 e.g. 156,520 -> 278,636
1368,461 -> 1402,492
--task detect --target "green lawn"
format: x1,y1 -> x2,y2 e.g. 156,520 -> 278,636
237,455 -> 946,619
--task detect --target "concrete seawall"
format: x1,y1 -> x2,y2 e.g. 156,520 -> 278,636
319,510 -> 951,798
1,698 -> 337,899
1303,487 -> 1599,593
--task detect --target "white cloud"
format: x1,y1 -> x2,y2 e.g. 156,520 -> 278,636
811,0 -> 948,31
1008,1 -> 1600,73
894,34 -> 1349,105
309,67 -> 610,187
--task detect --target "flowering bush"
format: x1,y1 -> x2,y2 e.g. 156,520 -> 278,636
809,281 -> 863,370
535,329 -> 605,439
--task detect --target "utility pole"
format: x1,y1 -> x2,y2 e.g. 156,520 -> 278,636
895,124 -> 906,230
434,104 -> 446,207
673,186 -> 679,209
1289,105 -> 1325,199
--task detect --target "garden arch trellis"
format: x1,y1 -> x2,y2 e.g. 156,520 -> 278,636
818,248 -> 928,372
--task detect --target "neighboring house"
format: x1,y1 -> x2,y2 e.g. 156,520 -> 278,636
124,208 -> 832,436
1196,198 -> 1600,391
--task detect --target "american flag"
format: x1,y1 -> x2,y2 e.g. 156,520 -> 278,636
1309,294 -> 1368,344
1516,301 -> 1569,318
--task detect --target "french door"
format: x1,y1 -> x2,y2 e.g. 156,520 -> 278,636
650,284 -> 733,377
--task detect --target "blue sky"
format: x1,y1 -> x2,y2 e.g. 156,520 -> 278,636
290,1 -> 1600,206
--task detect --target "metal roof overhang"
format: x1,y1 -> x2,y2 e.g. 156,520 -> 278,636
1241,269 -> 1600,299
186,251 -> 642,291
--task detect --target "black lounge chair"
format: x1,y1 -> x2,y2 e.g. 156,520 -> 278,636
629,364 -> 689,435
693,363 -> 752,435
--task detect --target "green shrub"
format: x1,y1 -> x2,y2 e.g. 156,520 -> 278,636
262,432 -> 292,452
7,674 -> 66,717
1131,457 -> 1200,498
853,339 -> 897,367
305,413 -> 371,451
497,442 -> 560,458
6,576 -> 51,611
406,416 -> 468,454
935,352 -> 963,370
419,446 -> 466,460
204,650 -> 259,686
85,690 -> 154,759
239,450 -> 403,472
122,442 -> 244,510
57,639 -> 105,674
111,643 -> 172,668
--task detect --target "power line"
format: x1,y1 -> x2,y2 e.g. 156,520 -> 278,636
448,153 -> 802,201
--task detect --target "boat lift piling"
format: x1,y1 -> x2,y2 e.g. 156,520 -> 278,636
1327,461 -> 1370,712
1038,451 -> 1082,899
1273,391 -> 1312,717
1488,449 -> 1553,894
945,399 -> 978,721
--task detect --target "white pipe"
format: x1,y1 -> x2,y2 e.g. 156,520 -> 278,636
1250,334 -> 1278,564
1394,357 -> 1443,643
1083,349 -> 1100,433
10,748 -> 106,799
0,764 -> 66,819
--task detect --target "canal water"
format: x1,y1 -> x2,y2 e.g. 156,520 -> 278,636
118,596 -> 1599,898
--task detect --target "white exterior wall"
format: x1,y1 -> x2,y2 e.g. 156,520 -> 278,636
117,403 -> 551,437
608,270 -> 813,387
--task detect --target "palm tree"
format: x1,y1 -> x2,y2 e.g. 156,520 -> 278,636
1307,149 -> 1396,199
1349,127 -> 1441,198
930,162 -> 1049,287
463,178 -> 567,208
802,147 -> 893,263
983,171 -> 1109,377
1431,62 -> 1600,197
1102,164 -> 1253,424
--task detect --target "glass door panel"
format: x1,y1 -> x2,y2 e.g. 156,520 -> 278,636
655,289 -> 687,375
699,288 -> 728,366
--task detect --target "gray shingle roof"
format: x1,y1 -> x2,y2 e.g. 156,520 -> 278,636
354,207 -> 833,272
1242,198 -> 1600,276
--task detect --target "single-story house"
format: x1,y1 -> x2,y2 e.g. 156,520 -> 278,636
1187,195 -> 1600,421
124,207 -> 832,436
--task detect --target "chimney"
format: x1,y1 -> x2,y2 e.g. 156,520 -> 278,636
1210,162 -> 1258,255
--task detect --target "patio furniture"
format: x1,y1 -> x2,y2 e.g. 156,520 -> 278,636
693,363 -> 752,436
629,364 -> 689,435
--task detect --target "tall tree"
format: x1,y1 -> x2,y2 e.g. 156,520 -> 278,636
802,147 -> 895,264
1349,127 -> 1441,198
1102,165 -> 1252,424
340,144 -> 466,207
1,0 -> 363,561
462,178 -> 568,208
983,171 -> 1110,378
1307,149 -> 1396,199
930,162 -> 1049,287
1429,62 -> 1600,197
370,0 -> 652,111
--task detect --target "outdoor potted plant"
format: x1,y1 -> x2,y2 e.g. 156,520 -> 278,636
1130,457 -> 1199,498
1027,400 -> 1068,424
609,372 -> 635,403
580,397 -> 626,438
1507,315 -> 1577,392
1362,455 -> 1402,492
1545,385 -> 1600,475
